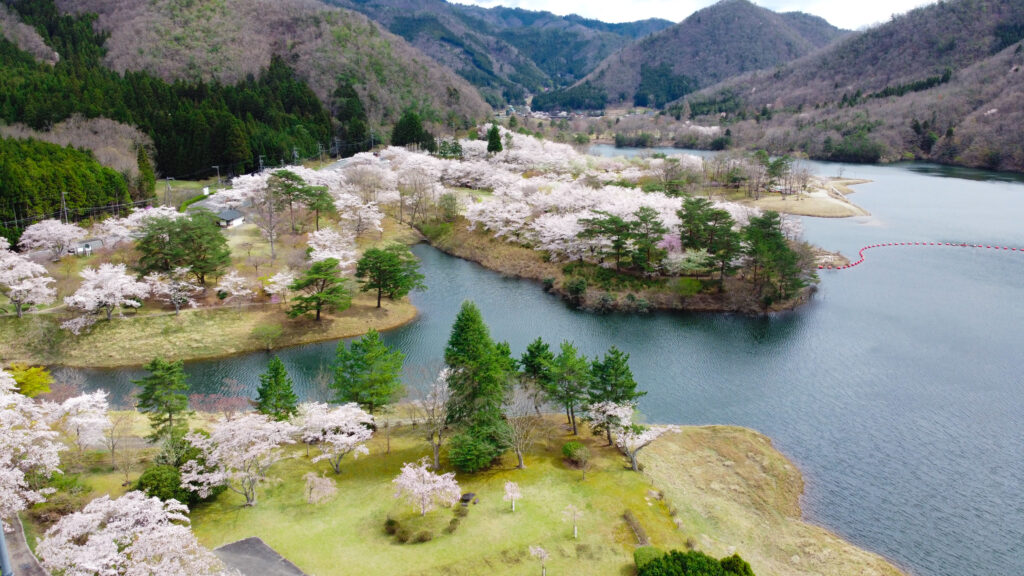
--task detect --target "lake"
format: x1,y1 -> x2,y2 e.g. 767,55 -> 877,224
74,153 -> 1024,576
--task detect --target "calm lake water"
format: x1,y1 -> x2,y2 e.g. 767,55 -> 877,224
75,153 -> 1024,576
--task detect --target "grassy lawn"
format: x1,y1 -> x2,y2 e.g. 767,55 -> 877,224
189,419 -> 681,576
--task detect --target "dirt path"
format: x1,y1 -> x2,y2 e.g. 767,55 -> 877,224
6,516 -> 48,576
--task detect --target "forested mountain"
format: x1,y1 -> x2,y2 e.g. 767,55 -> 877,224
325,0 -> 673,106
534,0 -> 845,111
684,0 -> 1024,171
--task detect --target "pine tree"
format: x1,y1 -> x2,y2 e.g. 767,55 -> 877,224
256,356 -> 298,421
288,258 -> 352,321
486,124 -> 503,153
134,358 -> 190,441
331,329 -> 404,414
545,342 -> 590,435
354,244 -> 426,308
589,346 -> 645,444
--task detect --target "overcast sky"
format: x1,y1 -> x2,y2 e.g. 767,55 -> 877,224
454,0 -> 937,30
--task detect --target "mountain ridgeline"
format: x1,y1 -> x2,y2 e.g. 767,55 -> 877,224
683,0 -> 1024,171
534,0 -> 847,111
325,0 -> 672,106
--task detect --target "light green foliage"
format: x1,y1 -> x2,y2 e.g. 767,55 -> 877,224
135,210 -> 231,286
256,356 -> 299,421
331,329 -> 404,414
251,322 -> 284,351
134,357 -> 190,441
288,258 -> 352,321
8,362 -> 53,397
544,341 -> 591,435
355,244 -> 426,308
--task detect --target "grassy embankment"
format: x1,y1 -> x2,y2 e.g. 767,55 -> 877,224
21,413 -> 905,576
0,217 -> 422,368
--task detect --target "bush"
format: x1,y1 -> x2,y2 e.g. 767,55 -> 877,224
634,546 -> 666,569
542,277 -> 555,291
454,506 -> 469,518
395,526 -> 412,543
719,554 -> 755,576
623,509 -> 650,545
414,530 -> 433,543
673,277 -> 703,297
565,277 -> 588,298
445,518 -> 461,534
637,549 -> 757,576
137,465 -> 193,504
448,432 -> 499,473
562,441 -> 590,465
384,517 -> 400,535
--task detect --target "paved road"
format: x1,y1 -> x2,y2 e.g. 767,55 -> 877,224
214,537 -> 306,576
6,516 -> 48,576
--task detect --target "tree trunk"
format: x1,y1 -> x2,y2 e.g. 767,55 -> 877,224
516,448 -> 525,469
569,405 -> 578,435
606,427 -> 613,446
15,302 -> 23,318
376,286 -> 383,308
432,441 -> 440,470
629,451 -> 639,472
315,305 -> 321,321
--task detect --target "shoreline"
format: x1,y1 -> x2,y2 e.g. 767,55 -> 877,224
420,222 -> 816,315
0,294 -> 418,369
643,425 -> 907,576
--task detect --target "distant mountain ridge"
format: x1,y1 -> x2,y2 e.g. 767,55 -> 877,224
325,0 -> 673,105
535,0 -> 846,110
685,0 -> 1024,171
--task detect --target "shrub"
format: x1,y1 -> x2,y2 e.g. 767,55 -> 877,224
445,518 -> 461,534
448,432 -> 499,473
414,530 -> 434,543
562,441 -> 590,465
565,277 -> 588,300
719,554 -> 755,576
623,509 -> 650,545
542,277 -> 555,291
637,549 -> 757,576
454,506 -> 469,518
673,277 -> 702,297
384,517 -> 400,535
634,546 -> 666,569
395,526 -> 412,543
137,465 -> 192,504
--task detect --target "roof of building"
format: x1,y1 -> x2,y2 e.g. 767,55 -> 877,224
217,209 -> 244,221
213,538 -> 306,576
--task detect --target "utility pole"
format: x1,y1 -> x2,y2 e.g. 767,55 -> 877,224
292,146 -> 299,164
258,155 -> 265,172
212,165 -> 221,186
318,142 -> 324,164
164,177 -> 174,206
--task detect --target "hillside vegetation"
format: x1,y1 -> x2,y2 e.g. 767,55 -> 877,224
51,0 -> 489,127
536,0 -> 845,110
684,0 -> 1024,171
327,0 -> 672,106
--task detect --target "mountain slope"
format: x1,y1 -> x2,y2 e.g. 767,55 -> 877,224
560,0 -> 845,109
686,0 -> 1024,171
53,0 -> 490,126
326,0 -> 673,105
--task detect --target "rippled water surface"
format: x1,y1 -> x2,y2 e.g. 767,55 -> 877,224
77,158 -> 1024,576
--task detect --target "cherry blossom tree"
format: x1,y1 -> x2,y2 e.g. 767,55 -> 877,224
504,480 -> 522,512
298,402 -> 374,474
65,263 -> 150,321
529,545 -> 549,576
264,268 -> 297,304
302,472 -> 337,505
308,228 -> 357,270
36,491 -> 226,576
393,457 -> 461,516
180,413 -> 297,506
19,219 -> 86,261
502,387 -> 547,469
216,271 -> 252,308
0,239 -> 55,317
563,504 -> 583,539
96,206 -> 184,246
146,267 -> 202,314
617,425 -> 672,472
0,370 -> 64,529
587,401 -> 634,446
413,367 -> 451,470
55,390 -> 111,455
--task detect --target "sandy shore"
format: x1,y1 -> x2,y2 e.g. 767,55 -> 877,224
644,426 -> 906,576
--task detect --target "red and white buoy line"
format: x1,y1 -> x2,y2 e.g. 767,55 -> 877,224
819,241 -> 1024,271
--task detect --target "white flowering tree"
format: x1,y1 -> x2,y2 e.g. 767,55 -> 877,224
0,238 -> 55,317
296,402 -> 374,474
563,504 -> 583,539
504,480 -> 522,512
215,270 -> 252,308
0,370 -> 64,529
146,267 -> 202,314
180,413 -> 297,506
55,390 -> 111,455
587,401 -> 634,446
413,367 -> 451,470
64,263 -> 149,321
529,545 -> 549,576
96,207 -> 184,246
264,268 -> 297,304
393,457 -> 460,516
617,425 -> 671,472
36,491 -> 226,576
307,228 -> 357,270
19,219 -> 86,261
303,472 -> 337,505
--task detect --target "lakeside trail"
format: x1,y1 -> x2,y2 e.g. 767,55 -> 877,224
643,427 -> 906,576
